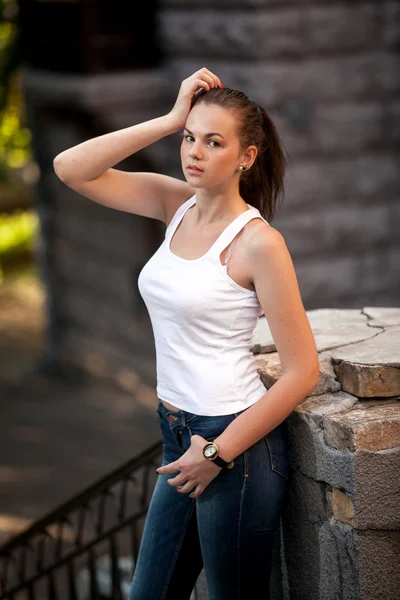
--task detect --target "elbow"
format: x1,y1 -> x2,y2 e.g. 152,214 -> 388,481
53,153 -> 71,184
308,362 -> 321,392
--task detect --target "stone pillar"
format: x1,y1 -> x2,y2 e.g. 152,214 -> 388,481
252,306 -> 400,599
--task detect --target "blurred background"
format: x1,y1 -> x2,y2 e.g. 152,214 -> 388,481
0,0 -> 399,561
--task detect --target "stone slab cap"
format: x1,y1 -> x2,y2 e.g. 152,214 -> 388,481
295,390 -> 359,428
362,306 -> 400,328
331,326 -> 400,397
255,351 -> 341,396
252,308 -> 400,398
251,308 -> 381,355
323,398 -> 400,451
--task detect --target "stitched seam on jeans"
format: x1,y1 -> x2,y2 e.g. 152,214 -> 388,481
265,436 -> 289,481
237,455 -> 248,599
161,500 -> 197,599
243,450 -> 249,478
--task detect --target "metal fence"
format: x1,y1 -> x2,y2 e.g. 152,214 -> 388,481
0,440 -> 164,600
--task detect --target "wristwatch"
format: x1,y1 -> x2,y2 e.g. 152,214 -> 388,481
202,441 -> 235,469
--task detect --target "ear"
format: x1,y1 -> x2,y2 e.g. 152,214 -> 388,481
241,145 -> 258,168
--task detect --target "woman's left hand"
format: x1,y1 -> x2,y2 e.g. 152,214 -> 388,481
156,434 -> 222,498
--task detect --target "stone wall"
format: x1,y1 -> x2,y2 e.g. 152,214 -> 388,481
190,307 -> 400,599
251,306 -> 399,600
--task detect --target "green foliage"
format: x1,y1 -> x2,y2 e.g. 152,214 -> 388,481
0,209 -> 39,283
0,0 -> 32,183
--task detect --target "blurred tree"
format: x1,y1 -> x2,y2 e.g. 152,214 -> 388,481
0,0 -> 32,184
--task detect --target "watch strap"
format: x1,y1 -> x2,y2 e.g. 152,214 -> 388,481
213,454 -> 235,469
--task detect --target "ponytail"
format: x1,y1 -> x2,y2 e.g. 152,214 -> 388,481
194,88 -> 289,222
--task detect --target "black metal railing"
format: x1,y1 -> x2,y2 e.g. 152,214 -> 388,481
0,440 -> 164,600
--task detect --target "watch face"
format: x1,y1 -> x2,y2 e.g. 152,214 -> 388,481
204,444 -> 217,458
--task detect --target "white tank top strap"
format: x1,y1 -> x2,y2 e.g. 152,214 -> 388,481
212,204 -> 270,259
165,194 -> 196,237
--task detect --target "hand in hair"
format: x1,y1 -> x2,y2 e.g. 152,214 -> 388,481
168,67 -> 223,131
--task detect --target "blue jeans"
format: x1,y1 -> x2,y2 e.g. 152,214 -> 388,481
128,399 -> 290,600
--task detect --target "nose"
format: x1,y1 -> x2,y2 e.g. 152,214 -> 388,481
189,140 -> 204,160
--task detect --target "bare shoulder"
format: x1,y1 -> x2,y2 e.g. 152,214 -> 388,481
243,218 -> 284,253
242,219 -> 289,274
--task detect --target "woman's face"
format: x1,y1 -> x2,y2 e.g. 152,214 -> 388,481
180,103 -> 245,187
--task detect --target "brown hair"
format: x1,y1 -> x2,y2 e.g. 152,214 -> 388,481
192,87 -> 289,222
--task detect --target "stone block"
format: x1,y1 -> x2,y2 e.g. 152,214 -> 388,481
331,326 -> 400,397
287,410 -> 355,492
354,446 -> 400,530
331,487 -> 355,527
357,530 -> 400,600
323,399 -> 400,451
283,469 -> 359,600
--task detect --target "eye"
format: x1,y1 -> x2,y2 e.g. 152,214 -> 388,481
181,134 -> 220,147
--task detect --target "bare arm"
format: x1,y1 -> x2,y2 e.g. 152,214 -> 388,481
53,114 -> 179,184
52,68 -> 222,222
212,225 -> 320,463
52,115 -> 195,222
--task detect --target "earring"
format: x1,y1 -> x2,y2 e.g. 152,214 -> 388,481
240,165 -> 249,171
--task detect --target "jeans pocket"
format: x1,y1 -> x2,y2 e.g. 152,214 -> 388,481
264,421 -> 290,481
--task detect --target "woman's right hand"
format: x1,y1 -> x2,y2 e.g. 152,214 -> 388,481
167,68 -> 223,131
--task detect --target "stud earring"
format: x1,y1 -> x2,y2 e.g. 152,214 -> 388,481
240,165 -> 249,171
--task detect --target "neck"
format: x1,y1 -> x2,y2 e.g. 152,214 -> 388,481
191,189 -> 249,228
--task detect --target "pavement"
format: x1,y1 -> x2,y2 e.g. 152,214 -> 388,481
0,267 -> 161,546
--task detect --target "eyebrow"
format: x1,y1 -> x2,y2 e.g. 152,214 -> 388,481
184,127 -> 225,139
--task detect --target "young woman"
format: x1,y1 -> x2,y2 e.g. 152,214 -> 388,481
54,67 -> 320,599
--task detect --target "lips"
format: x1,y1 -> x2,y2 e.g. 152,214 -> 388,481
187,164 -> 204,172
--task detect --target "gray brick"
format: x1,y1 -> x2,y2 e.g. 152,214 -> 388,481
313,102 -> 386,151
352,153 -> 400,199
384,1 -> 400,46
387,100 -> 400,142
272,102 -> 387,155
169,52 -> 399,107
275,203 -> 396,257
161,0 -> 298,6
283,154 -> 399,209
306,4 -> 379,52
294,246 -> 400,309
376,51 -> 400,93
159,9 -> 307,58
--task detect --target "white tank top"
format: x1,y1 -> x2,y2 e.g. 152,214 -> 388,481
137,193 -> 269,416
